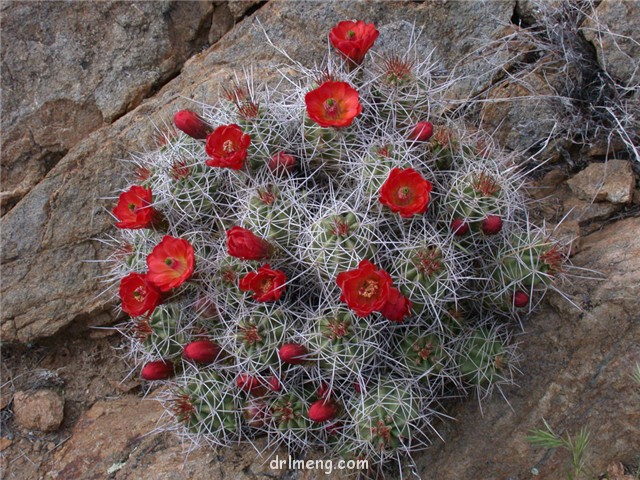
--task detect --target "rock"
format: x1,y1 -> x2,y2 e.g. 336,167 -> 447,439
567,160 -> 635,204
414,217 -> 640,478
481,69 -> 568,154
0,437 -> 12,452
563,194 -> 623,227
45,395 -> 293,480
13,390 -> 64,432
0,1 -> 215,214
581,0 -> 640,87
45,397 -> 163,479
0,0 -> 518,344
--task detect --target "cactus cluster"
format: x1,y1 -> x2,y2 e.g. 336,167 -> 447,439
105,20 -> 570,473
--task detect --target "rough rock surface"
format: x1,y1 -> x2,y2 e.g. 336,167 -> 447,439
414,217 -> 640,478
13,390 -> 64,433
44,396 -> 352,480
567,160 -> 635,204
0,1 -> 219,215
581,0 -> 640,86
0,0 -> 516,344
481,69 -> 567,154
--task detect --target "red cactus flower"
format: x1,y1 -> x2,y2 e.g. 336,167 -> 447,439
379,168 -> 433,218
113,186 -> 157,229
205,124 -> 251,170
308,398 -> 339,423
141,360 -> 174,381
239,264 -> 287,302
329,20 -> 379,65
451,218 -> 469,236
119,272 -> 162,317
379,287 -> 412,322
236,373 -> 267,396
173,110 -> 212,140
182,340 -> 221,364
481,215 -> 503,235
146,236 -> 195,292
268,152 -> 297,173
408,121 -> 434,142
226,226 -> 273,261
513,291 -> 530,308
336,259 -> 393,317
305,81 -> 362,128
278,343 -> 308,365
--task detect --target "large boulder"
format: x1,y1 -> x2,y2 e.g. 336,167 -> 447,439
581,0 -> 640,87
0,1 -> 217,214
0,0 -> 517,344
415,217 -> 640,478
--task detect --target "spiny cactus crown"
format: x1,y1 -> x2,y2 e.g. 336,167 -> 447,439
105,20 -> 571,474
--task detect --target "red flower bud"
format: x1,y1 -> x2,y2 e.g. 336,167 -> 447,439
173,110 -> 212,140
278,343 -> 308,365
226,226 -> 273,261
243,399 -> 269,428
182,340 -> 221,364
268,152 -> 297,173
141,360 -> 174,380
379,287 -> 412,322
354,381 -> 365,394
481,215 -> 503,235
451,218 -> 469,236
308,398 -> 339,423
236,373 -> 267,396
317,381 -> 331,399
267,376 -> 282,392
513,291 -> 530,308
326,420 -> 344,435
408,121 -> 434,142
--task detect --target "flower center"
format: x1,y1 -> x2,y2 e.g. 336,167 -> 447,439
164,257 -> 181,270
346,30 -> 356,39
415,342 -> 433,362
323,98 -> 339,117
133,286 -> 145,302
371,420 -> 392,446
222,139 -> 236,153
327,319 -> 348,339
257,277 -> 274,294
397,186 -> 412,201
258,189 -> 276,205
128,203 -> 137,212
242,324 -> 262,345
358,279 -> 379,299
